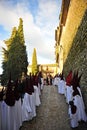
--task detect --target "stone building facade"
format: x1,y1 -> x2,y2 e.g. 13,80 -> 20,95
55,0 -> 87,108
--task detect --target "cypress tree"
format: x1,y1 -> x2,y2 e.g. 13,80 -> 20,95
7,31 -> 28,81
1,18 -> 28,85
32,48 -> 38,75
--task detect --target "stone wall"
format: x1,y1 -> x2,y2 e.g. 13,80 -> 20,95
63,10 -> 87,109
60,0 -> 87,64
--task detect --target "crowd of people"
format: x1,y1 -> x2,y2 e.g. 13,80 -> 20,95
0,71 -> 44,130
0,70 -> 87,129
53,70 -> 87,128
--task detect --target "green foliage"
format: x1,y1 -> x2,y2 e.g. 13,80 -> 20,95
18,18 -> 25,44
1,18 -> 28,85
7,33 -> 28,81
4,27 -> 17,49
2,48 -> 9,62
32,48 -> 38,75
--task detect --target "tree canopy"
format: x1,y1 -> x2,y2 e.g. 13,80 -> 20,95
1,18 -> 28,85
32,48 -> 38,75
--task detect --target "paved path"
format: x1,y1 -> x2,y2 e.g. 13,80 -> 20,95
20,85 -> 87,130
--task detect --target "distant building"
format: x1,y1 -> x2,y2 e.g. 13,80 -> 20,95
27,63 -> 58,78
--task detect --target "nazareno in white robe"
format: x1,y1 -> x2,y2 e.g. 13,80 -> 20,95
22,93 -> 32,122
58,79 -> 65,94
54,77 -> 60,86
38,83 -> 41,95
33,85 -> 41,106
28,92 -> 36,119
73,94 -> 87,122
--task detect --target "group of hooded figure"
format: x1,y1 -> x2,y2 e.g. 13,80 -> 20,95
0,71 -> 44,130
53,70 -> 87,128
0,69 -> 87,129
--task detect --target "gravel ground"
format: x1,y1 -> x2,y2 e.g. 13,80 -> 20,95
20,85 -> 87,130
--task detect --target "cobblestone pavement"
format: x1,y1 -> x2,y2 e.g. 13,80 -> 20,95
20,85 -> 87,130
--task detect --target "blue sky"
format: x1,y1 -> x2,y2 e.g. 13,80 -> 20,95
0,0 -> 62,74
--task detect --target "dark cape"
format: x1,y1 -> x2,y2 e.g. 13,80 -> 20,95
14,79 -> 21,101
0,88 -> 4,101
4,81 -> 16,106
25,75 -> 34,95
69,101 -> 77,114
71,105 -> 77,114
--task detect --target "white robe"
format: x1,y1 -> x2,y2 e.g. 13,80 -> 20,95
73,95 -> 87,122
1,100 -> 18,130
22,93 -> 32,122
58,80 -> 65,94
41,78 -> 44,90
38,83 -> 41,95
15,98 -> 22,130
8,105 -> 17,130
28,93 -> 36,119
53,77 -> 60,86
66,85 -> 73,104
34,85 -> 41,106
1,101 -> 9,130
64,82 -> 67,98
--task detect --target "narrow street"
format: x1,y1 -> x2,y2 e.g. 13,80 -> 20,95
20,85 -> 87,130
